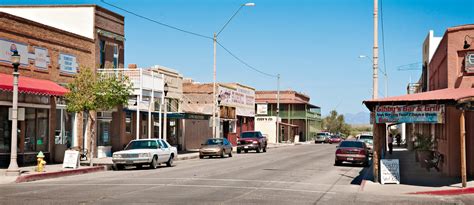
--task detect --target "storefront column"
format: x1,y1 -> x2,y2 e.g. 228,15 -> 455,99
373,121 -> 379,183
460,110 -> 467,188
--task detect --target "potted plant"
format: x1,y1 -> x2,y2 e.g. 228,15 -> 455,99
414,133 -> 435,167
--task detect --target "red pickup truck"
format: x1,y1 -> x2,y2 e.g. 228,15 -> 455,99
237,131 -> 267,153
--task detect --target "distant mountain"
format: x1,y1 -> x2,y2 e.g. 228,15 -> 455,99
344,112 -> 370,125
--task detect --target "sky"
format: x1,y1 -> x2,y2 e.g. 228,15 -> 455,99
3,0 -> 474,116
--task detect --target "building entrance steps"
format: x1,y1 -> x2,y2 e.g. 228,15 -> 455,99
361,148 -> 472,195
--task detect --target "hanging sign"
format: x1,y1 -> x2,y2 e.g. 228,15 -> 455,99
256,104 -> 268,115
380,159 -> 400,184
465,52 -> 474,73
375,104 -> 445,124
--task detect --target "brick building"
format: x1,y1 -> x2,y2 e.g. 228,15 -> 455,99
365,24 -> 474,183
0,5 -> 125,166
182,82 -> 255,149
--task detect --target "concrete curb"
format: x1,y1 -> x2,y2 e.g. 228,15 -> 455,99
408,188 -> 474,196
15,166 -> 106,183
176,154 -> 199,161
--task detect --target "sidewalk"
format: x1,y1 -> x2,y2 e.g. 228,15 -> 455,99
0,164 -> 105,184
361,148 -> 472,196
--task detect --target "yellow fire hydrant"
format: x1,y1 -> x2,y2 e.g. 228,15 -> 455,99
36,151 -> 46,172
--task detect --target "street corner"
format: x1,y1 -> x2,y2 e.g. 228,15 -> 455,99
15,166 -> 106,183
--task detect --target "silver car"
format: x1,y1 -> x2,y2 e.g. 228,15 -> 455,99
315,132 -> 330,143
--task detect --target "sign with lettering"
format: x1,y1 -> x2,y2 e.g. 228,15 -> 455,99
0,39 -> 28,65
218,86 -> 255,117
380,159 -> 400,184
256,104 -> 268,115
62,150 -> 80,169
59,53 -> 78,74
466,52 -> 474,73
375,104 -> 445,124
34,47 -> 50,69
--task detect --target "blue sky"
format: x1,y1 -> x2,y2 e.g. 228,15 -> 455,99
3,0 -> 474,116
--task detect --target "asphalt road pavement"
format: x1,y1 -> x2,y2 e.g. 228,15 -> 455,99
0,144 -> 466,204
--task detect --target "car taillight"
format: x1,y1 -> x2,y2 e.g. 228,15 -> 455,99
252,140 -> 258,144
359,149 -> 366,155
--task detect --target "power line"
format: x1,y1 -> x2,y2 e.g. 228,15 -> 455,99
100,0 -> 212,40
100,0 -> 278,79
216,41 -> 278,78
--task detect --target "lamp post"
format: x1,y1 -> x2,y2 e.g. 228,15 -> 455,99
216,94 -> 222,138
6,51 -> 20,176
359,55 -> 388,97
212,2 -> 255,138
163,83 -> 169,141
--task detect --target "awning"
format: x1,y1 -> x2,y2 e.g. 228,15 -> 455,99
279,122 -> 298,127
0,73 -> 69,96
363,88 -> 474,111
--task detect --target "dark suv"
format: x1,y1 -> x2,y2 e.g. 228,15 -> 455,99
237,131 -> 267,153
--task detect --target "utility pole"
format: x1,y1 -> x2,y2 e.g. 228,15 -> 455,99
372,0 -> 380,184
212,33 -> 217,138
276,74 -> 280,143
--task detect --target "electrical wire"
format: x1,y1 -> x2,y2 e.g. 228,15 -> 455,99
100,0 -> 213,40
100,0 -> 278,79
216,41 -> 278,78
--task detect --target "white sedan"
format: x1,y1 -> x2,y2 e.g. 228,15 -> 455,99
112,139 -> 177,170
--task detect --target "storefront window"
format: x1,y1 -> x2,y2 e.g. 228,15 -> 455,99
25,108 -> 49,153
125,112 -> 131,133
0,107 -> 11,153
55,109 -> 73,146
98,120 -> 111,146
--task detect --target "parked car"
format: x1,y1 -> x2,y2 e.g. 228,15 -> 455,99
335,140 -> 369,167
328,135 -> 342,144
357,134 -> 374,155
199,138 -> 233,158
315,132 -> 331,143
112,139 -> 177,170
237,131 -> 267,153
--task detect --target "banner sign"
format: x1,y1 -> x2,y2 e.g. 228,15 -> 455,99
375,104 -> 444,124
256,104 -> 268,115
380,159 -> 400,184
59,53 -> 78,74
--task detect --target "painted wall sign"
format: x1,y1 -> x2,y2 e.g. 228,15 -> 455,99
0,39 -> 28,65
59,53 -> 78,74
256,104 -> 268,115
218,86 -> 255,117
465,52 -> 474,73
34,47 -> 50,69
375,104 -> 445,124
380,159 -> 400,184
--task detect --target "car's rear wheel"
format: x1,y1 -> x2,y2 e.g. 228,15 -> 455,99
263,146 -> 266,153
335,160 -> 342,166
228,150 -> 233,157
199,155 -> 204,159
237,149 -> 241,154
150,156 -> 158,169
166,154 -> 174,167
244,150 -> 248,153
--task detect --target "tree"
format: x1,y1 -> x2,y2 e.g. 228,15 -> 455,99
322,110 -> 351,136
65,67 -> 132,164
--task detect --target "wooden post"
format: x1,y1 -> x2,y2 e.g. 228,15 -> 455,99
460,110 -> 467,188
373,121 -> 379,183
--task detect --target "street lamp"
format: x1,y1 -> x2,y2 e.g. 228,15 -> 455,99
6,51 -> 20,176
212,2 -> 255,138
163,83 -> 169,141
464,35 -> 473,49
359,55 -> 388,97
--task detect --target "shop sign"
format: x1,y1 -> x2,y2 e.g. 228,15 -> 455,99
375,104 -> 444,124
59,53 -> 78,74
62,150 -> 80,169
256,104 -> 268,115
218,86 -> 255,117
380,159 -> 400,184
256,117 -> 274,122
466,52 -> 474,73
34,47 -> 50,69
0,39 -> 28,65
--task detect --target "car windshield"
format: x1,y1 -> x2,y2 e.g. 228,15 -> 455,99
359,135 -> 373,140
339,141 -> 364,148
317,133 -> 328,136
331,136 -> 339,138
205,139 -> 224,145
241,132 -> 259,138
125,140 -> 158,150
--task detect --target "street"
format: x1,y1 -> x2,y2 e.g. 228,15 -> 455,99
0,144 -> 465,204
